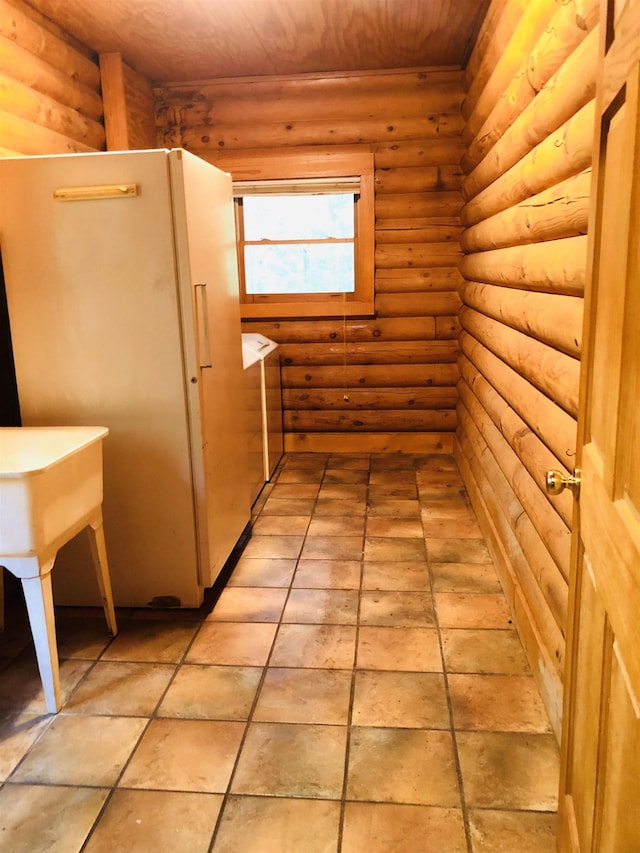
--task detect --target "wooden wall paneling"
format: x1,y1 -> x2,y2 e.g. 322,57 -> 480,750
462,0 -> 558,138
0,0 -> 99,88
287,432 -> 454,454
278,340 -> 459,367
459,306 -> 580,417
460,236 -> 588,296
375,268 -> 464,293
461,101 -> 595,226
463,27 -> 598,200
462,0 -> 527,114
0,0 -> 102,154
463,0 -> 599,173
0,72 -> 104,148
458,353 -> 574,527
456,402 -> 566,676
454,433 -> 564,737
462,281 -> 583,358
461,170 -> 591,253
458,0 -> 597,735
459,330 -> 577,469
458,378 -> 571,599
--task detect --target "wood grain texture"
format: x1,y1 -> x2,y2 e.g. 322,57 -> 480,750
23,0 -> 490,82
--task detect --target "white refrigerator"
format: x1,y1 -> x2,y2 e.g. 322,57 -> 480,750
0,149 -> 252,608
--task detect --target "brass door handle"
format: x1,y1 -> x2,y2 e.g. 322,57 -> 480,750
546,469 -> 581,497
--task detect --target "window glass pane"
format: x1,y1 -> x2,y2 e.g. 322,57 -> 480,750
244,243 -> 355,294
243,194 -> 354,240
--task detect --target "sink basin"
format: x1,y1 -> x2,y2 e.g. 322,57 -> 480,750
0,426 -> 109,559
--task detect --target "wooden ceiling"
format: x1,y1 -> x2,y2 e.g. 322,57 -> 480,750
24,0 -> 490,83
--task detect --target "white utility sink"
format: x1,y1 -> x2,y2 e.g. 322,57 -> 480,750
0,426 -> 117,712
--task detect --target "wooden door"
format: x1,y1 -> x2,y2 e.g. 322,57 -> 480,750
557,1 -> 640,850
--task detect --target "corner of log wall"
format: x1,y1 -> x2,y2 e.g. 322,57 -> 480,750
457,0 -> 598,741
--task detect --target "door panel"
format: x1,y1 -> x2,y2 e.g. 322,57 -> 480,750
558,0 -> 640,849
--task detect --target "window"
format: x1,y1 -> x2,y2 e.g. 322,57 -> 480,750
230,152 -> 374,319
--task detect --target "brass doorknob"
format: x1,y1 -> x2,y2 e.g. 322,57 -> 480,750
546,469 -> 581,497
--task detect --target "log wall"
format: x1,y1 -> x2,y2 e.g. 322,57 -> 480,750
0,0 -> 104,154
457,0 -> 599,738
155,70 -> 466,453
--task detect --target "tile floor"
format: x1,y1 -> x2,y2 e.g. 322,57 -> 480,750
0,453 -> 560,852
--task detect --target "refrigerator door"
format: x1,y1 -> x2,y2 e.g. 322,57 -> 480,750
0,150 -> 204,606
169,150 -> 251,587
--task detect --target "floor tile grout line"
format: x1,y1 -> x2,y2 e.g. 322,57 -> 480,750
421,474 -> 475,853
207,454 -> 333,851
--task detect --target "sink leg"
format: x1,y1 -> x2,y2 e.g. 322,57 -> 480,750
87,514 -> 118,637
21,562 -> 60,714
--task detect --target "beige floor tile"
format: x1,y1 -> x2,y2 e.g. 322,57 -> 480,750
269,484 -> 322,501
283,453 -> 330,468
253,667 -> 352,724
418,483 -> 467,500
360,591 -> 436,627
84,789 -> 223,853
0,783 -> 108,853
357,626 -> 442,672
292,559 -> 361,589
367,498 -> 421,517
0,714 -> 52,782
368,484 -> 418,499
226,557 -> 297,588
158,664 -> 262,720
362,561 -> 429,591
206,587 -> 288,623
420,499 -> 475,520
307,515 -> 366,536
427,538 -> 492,563
0,656 -> 91,715
260,497 -> 317,516
276,468 -> 324,484
314,498 -> 367,516
352,671 -> 449,728
251,515 -> 311,536
120,718 -> 245,793
328,454 -> 370,469
441,629 -> 530,675
317,484 -> 368,501
300,536 -> 364,561
346,728 -> 460,806
282,588 -> 359,625
448,674 -> 552,733
435,593 -> 513,629
370,454 -> 416,470
366,517 -> 424,538
431,562 -> 502,594
231,722 -> 347,799
64,662 -> 174,716
423,517 -> 483,539
55,615 -> 114,659
11,715 -> 146,786
212,795 -> 341,853
186,622 -> 277,666
100,620 -> 198,663
270,624 -> 357,669
364,536 -> 427,562
342,803 -> 467,853
369,471 -> 415,487
457,731 -> 560,810
468,808 -> 557,853
323,468 -> 369,484
240,535 -> 305,560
